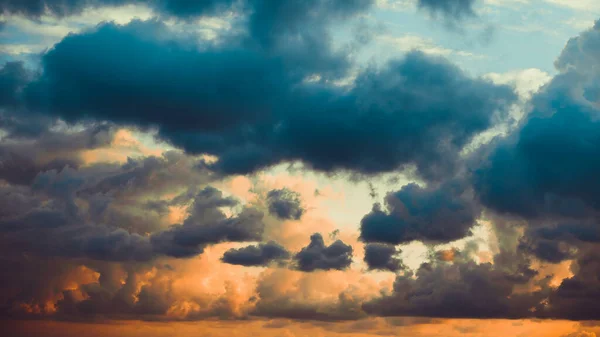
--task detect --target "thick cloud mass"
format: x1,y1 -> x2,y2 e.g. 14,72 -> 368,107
0,155 -> 264,261
7,0 -> 600,325
0,124 -> 113,185
25,20 -> 291,132
221,241 -> 290,266
150,187 -> 265,258
363,259 -> 545,319
294,233 -> 353,271
14,17 -> 515,180
363,243 -> 405,272
0,61 -> 29,108
360,180 -> 479,244
474,22 -> 600,219
266,188 -> 304,220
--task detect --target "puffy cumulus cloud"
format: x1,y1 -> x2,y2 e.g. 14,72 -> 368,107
251,267 -> 390,321
0,256 -> 100,316
474,21 -> 600,219
266,188 -> 305,220
360,179 -> 480,245
150,187 -> 265,258
363,258 -> 548,319
221,241 -> 291,267
468,21 -> 600,322
5,15 -> 516,180
7,0 -> 600,329
436,248 -> 460,262
0,125 -> 267,262
363,243 -> 405,272
417,0 -> 477,20
517,223 -> 600,264
294,233 -> 353,272
24,19 -> 292,132
0,123 -> 114,185
545,249 -> 600,320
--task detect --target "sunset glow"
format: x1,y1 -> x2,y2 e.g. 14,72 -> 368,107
1,0 -> 600,336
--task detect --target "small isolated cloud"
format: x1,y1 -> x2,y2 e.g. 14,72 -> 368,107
294,233 -> 353,272
267,188 -> 305,220
221,241 -> 291,267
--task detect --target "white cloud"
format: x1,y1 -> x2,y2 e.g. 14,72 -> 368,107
485,68 -> 551,99
376,0 -> 415,11
544,0 -> 600,11
378,34 -> 483,59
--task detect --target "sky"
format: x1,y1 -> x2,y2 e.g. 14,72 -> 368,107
1,0 -> 600,336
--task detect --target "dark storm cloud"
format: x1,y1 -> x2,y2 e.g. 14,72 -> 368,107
14,16 -> 515,180
363,259 -> 546,319
417,0 -> 477,20
0,124 -> 113,185
473,21 -> 600,219
0,160 -> 264,261
221,241 -> 290,266
360,179 -> 479,245
266,188 -> 304,220
457,21 -> 600,321
139,186 -> 264,259
0,61 -> 30,108
81,151 -> 214,198
363,243 -> 405,272
25,19 -> 292,132
294,233 -> 353,272
546,249 -> 600,320
519,223 -> 600,263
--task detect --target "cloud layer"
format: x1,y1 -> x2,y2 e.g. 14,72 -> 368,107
2,0 -> 600,329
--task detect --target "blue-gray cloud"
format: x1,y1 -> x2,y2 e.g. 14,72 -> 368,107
294,233 -> 353,271
10,18 -> 516,180
266,188 -> 304,220
360,180 -> 479,245
221,241 -> 290,266
417,0 -> 477,20
364,243 -> 405,272
473,21 -> 600,219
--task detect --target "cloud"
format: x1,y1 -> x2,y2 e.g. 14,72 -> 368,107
417,0 -> 477,20
10,17 -> 515,180
0,124 -> 114,185
364,243 -> 405,272
294,233 -> 353,272
150,187 -> 265,258
473,21 -> 600,219
0,159 -> 265,261
0,61 -> 30,108
363,258 -> 546,318
547,249 -> 600,320
360,179 -> 480,245
6,0 -> 600,326
0,0 -> 234,19
266,188 -> 305,220
221,241 -> 291,266
518,223 -> 600,263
